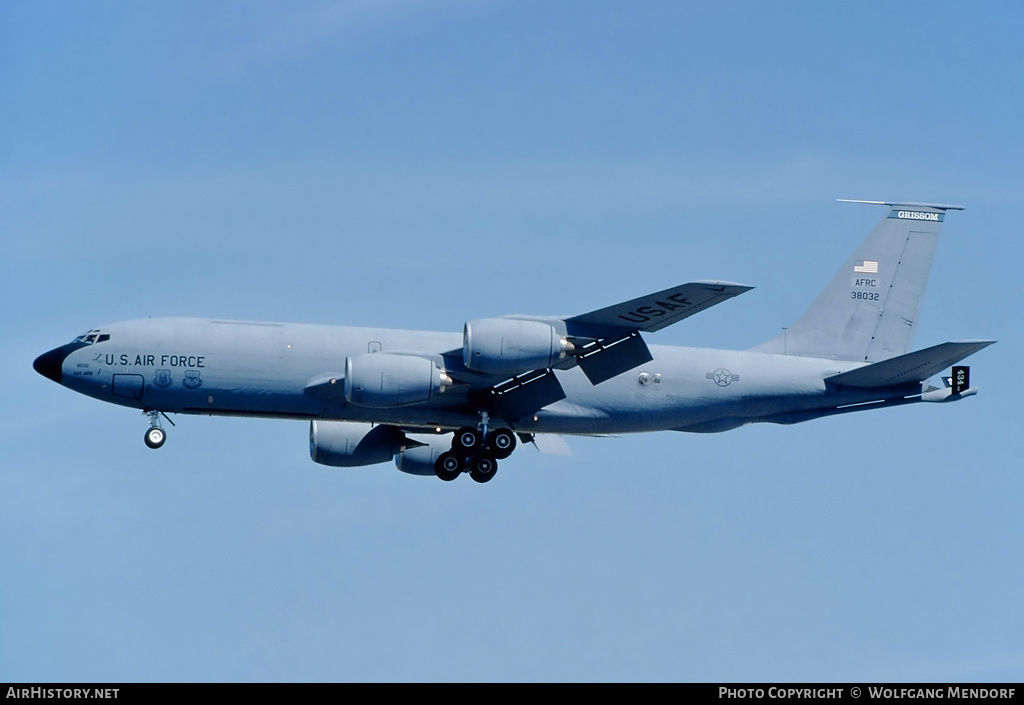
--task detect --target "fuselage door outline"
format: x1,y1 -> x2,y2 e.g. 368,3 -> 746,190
112,373 -> 145,401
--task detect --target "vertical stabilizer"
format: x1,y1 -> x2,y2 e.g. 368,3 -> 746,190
754,201 -> 963,362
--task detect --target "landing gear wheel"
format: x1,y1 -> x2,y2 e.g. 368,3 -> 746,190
469,455 -> 498,483
489,428 -> 517,459
434,451 -> 463,481
144,426 -> 166,449
453,426 -> 482,452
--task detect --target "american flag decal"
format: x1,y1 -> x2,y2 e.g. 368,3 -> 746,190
854,260 -> 879,273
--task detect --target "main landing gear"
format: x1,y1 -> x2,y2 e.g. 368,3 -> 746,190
433,415 -> 517,484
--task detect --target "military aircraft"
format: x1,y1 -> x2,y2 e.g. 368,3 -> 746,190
34,200 -> 993,483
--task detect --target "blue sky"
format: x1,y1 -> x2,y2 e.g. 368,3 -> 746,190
2,0 -> 1021,682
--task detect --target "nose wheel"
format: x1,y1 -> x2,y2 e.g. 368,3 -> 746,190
144,426 -> 166,449
143,410 -> 171,449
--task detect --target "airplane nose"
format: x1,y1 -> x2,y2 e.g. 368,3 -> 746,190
33,344 -> 77,384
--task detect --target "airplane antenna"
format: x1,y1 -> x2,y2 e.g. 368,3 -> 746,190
837,199 -> 965,211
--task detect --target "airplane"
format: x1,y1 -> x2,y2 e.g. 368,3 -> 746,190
33,200 -> 994,483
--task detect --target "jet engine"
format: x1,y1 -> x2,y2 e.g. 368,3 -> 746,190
309,420 -> 405,467
344,353 -> 452,407
394,433 -> 453,476
463,318 -> 574,376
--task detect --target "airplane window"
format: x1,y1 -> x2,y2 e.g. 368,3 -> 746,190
73,330 -> 110,344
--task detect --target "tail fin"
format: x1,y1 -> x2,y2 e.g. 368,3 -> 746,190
754,200 -> 964,362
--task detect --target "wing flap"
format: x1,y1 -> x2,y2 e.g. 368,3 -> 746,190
825,340 -> 995,388
490,370 -> 567,422
529,433 -> 573,456
576,332 -> 653,385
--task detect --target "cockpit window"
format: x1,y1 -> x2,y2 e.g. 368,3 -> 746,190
74,330 -> 111,345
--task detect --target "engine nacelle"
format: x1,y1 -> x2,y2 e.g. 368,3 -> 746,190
395,433 -> 453,476
344,353 -> 452,407
463,318 -> 574,376
309,420 -> 405,467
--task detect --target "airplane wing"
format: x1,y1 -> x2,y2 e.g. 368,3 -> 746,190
307,281 -> 753,423
562,281 -> 752,384
564,281 -> 754,336
484,281 -> 752,419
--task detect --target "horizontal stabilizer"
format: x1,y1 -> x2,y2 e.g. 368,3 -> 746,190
566,281 -> 752,336
825,340 -> 995,388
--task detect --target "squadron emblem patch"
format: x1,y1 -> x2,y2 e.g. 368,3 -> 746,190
182,370 -> 203,390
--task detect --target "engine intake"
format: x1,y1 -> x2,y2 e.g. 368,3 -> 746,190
463,318 -> 574,376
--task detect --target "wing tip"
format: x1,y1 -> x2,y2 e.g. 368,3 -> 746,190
691,279 -> 755,292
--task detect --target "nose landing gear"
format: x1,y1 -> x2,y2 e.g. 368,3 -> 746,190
144,426 -> 166,449
142,410 -> 173,449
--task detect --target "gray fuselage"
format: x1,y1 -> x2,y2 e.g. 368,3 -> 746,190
49,317 -> 913,436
